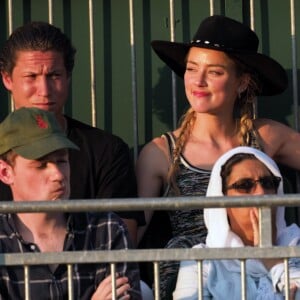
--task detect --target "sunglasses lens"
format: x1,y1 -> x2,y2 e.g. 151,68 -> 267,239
233,179 -> 255,193
260,176 -> 276,189
226,176 -> 281,194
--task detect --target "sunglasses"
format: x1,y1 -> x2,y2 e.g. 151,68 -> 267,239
226,175 -> 281,194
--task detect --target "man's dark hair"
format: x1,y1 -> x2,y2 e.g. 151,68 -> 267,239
0,21 -> 76,76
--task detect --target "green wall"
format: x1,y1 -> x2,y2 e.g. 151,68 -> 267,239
0,0 -> 299,150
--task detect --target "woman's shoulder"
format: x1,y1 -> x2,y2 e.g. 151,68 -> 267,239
254,118 -> 293,130
139,131 -> 176,159
253,118 -> 299,143
254,118 -> 300,165
136,133 -> 174,176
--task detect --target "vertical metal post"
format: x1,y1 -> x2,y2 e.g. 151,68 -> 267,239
24,265 -> 31,300
249,0 -> 258,119
259,207 -> 273,247
88,0 -> 97,127
209,0 -> 214,15
7,0 -> 14,112
289,0 -> 299,131
289,0 -> 300,194
249,0 -> 255,30
129,0 -> 139,161
169,0 -> 177,129
284,258 -> 290,300
154,262 -> 160,300
240,260 -> 247,300
48,0 -> 53,24
197,260 -> 203,299
67,264 -> 74,300
111,263 -> 117,300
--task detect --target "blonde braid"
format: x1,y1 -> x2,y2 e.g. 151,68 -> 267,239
228,53 -> 263,148
167,108 -> 196,195
236,76 -> 261,146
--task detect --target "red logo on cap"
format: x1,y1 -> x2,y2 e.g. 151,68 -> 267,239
35,115 -> 48,129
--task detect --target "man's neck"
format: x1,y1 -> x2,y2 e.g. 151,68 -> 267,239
55,115 -> 67,132
13,212 -> 67,252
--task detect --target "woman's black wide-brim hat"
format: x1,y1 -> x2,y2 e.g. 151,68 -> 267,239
151,15 -> 288,96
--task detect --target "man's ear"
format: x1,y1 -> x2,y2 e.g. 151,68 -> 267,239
1,71 -> 13,92
0,160 -> 14,185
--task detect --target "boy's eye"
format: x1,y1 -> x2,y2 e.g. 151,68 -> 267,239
37,162 -> 47,169
49,73 -> 61,79
57,159 -> 68,165
24,74 -> 37,79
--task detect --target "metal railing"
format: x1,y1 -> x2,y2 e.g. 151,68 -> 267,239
1,195 -> 300,299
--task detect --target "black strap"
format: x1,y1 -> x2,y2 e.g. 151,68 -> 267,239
162,132 -> 175,158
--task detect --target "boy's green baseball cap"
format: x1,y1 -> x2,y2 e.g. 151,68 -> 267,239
0,107 -> 79,159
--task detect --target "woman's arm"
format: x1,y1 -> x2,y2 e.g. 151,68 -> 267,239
136,137 -> 169,244
255,118 -> 300,170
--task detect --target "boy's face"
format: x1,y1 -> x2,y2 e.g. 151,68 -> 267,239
0,149 -> 70,201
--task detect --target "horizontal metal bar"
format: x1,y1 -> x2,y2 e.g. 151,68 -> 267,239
1,247 -> 300,266
0,194 -> 300,213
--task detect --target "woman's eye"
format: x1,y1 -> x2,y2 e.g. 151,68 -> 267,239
209,70 -> 223,75
186,67 -> 196,72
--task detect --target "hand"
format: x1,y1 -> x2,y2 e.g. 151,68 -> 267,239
250,208 -> 283,270
91,274 -> 131,300
288,283 -> 297,300
250,208 -> 259,246
250,207 -> 277,246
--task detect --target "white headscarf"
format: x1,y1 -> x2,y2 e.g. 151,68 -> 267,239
205,146 -> 286,248
174,147 -> 300,299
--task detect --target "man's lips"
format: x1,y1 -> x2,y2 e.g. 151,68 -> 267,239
32,102 -> 55,106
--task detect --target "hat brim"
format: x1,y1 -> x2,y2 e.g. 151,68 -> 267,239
13,133 -> 79,159
151,40 -> 288,96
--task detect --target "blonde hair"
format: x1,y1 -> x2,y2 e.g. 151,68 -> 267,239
167,54 -> 262,195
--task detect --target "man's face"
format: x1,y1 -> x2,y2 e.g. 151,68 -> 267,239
2,149 -> 70,201
1,50 -> 70,117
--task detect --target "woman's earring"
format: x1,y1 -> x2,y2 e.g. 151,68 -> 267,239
238,87 -> 244,99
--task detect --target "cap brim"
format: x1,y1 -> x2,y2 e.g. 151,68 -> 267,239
13,133 -> 79,159
151,40 -> 288,96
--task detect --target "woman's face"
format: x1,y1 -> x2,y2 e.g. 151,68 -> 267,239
184,47 -> 245,115
225,158 -> 278,196
224,158 -> 278,245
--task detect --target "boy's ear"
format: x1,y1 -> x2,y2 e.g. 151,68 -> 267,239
0,160 -> 14,185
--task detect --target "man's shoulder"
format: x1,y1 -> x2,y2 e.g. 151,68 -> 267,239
0,213 -> 8,226
65,115 -> 127,146
88,211 -> 124,225
72,211 -> 124,227
72,212 -> 128,238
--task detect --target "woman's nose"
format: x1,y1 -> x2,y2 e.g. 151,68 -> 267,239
195,72 -> 206,86
251,183 -> 266,195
